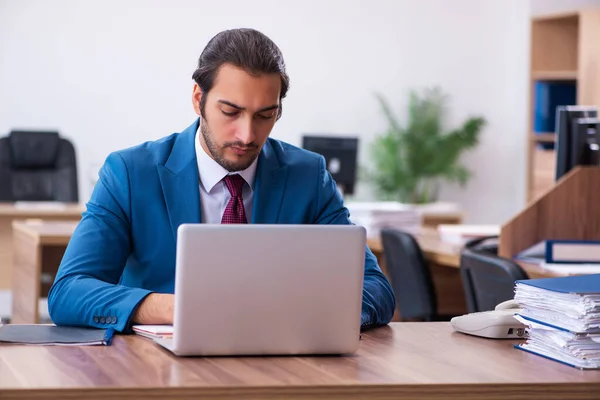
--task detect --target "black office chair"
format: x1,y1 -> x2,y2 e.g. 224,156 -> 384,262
380,228 -> 454,321
0,130 -> 78,202
460,236 -> 529,313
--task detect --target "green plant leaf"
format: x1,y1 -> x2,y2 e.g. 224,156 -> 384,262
364,88 -> 486,203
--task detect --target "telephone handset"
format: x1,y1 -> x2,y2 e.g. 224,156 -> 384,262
450,299 -> 527,339
494,299 -> 520,311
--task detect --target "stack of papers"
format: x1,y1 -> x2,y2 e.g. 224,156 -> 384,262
437,224 -> 500,245
411,201 -> 462,215
132,325 -> 173,339
514,274 -> 600,369
345,202 -> 422,238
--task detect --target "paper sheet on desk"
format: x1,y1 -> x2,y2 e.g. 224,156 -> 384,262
133,325 -> 174,339
540,263 -> 600,275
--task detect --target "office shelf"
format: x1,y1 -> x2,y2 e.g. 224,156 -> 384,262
526,9 -> 600,203
531,70 -> 578,80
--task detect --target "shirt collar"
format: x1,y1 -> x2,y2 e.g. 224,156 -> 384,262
195,125 -> 258,193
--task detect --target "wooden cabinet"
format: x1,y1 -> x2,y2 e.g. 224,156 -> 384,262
527,10 -> 600,202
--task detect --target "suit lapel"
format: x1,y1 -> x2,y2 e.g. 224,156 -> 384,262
157,120 -> 201,240
252,140 -> 288,223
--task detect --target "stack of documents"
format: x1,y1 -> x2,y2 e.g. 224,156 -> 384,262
514,274 -> 600,369
133,325 -> 173,339
437,224 -> 500,245
345,202 -> 422,238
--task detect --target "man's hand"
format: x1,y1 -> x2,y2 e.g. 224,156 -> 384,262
132,293 -> 174,325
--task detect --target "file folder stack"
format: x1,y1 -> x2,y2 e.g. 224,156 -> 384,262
514,274 -> 600,369
345,202 -> 422,239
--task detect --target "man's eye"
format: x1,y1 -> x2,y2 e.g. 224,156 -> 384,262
222,110 -> 238,117
257,113 -> 274,120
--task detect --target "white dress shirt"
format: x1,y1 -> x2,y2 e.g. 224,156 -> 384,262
194,127 -> 257,223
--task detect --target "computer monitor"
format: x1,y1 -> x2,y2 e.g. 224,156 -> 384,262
571,117 -> 600,168
301,135 -> 358,196
554,106 -> 598,181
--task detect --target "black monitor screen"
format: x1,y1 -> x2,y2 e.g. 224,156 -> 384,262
301,135 -> 358,195
555,106 -> 598,181
571,117 -> 600,169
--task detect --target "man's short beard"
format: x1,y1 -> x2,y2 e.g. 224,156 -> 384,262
200,118 -> 259,172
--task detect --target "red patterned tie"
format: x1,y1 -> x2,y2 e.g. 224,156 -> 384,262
221,174 -> 247,224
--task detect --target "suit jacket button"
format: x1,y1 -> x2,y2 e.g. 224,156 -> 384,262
100,317 -> 106,324
112,316 -> 118,324
93,316 -> 99,323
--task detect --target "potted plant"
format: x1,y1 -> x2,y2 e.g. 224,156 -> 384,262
365,87 -> 486,204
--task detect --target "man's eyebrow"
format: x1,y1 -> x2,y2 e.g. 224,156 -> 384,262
218,99 -> 279,113
218,99 -> 245,110
257,104 -> 279,113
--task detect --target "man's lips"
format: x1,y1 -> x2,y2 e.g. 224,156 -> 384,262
230,147 -> 251,155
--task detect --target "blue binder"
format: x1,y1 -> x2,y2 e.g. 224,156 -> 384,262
533,81 -> 577,133
515,344 -> 600,370
514,274 -> 600,369
516,273 -> 600,294
533,80 -> 577,150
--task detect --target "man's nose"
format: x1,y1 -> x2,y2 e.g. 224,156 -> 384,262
235,118 -> 255,145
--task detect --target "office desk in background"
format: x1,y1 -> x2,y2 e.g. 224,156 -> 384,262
12,220 -> 573,325
367,230 -> 564,320
11,221 -> 78,324
367,234 -> 562,279
0,203 -> 83,290
1,323 -> 598,400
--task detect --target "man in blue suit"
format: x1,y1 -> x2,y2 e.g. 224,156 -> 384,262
48,28 -> 395,332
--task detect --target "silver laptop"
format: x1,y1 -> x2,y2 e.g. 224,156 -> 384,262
153,224 -> 365,356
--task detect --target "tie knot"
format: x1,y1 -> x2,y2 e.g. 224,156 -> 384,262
223,174 -> 245,197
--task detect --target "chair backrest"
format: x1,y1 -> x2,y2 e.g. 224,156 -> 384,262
460,237 -> 528,313
380,228 -> 437,321
0,130 -> 78,202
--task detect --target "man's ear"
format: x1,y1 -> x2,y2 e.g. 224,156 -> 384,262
192,84 -> 203,116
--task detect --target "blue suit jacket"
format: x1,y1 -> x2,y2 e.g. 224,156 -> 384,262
48,119 -> 396,332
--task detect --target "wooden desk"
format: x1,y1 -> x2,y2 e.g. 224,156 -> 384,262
368,230 -> 468,317
11,221 -> 565,324
368,229 -> 589,320
367,231 -> 574,279
420,210 -> 462,228
368,229 -> 461,267
12,221 -> 77,324
1,323 -> 598,400
0,203 -> 83,289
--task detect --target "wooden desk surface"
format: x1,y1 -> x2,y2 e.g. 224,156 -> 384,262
368,230 -> 578,279
367,229 -> 462,267
0,204 -> 83,289
0,203 -> 83,217
12,221 -> 582,280
1,323 -> 598,400
12,220 -> 78,245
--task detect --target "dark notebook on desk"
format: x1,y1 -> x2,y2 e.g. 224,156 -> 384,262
0,325 -> 115,346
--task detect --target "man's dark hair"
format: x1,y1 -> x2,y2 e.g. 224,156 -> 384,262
192,28 -> 290,120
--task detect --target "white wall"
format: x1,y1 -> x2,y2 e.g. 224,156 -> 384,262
0,0 -> 535,224
530,0 -> 600,15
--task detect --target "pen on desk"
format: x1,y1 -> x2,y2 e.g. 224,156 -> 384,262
104,327 -> 115,346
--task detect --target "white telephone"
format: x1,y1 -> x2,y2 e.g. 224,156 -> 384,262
450,299 -> 527,339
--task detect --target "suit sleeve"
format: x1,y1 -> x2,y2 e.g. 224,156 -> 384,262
313,156 -> 396,329
48,152 -> 152,332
